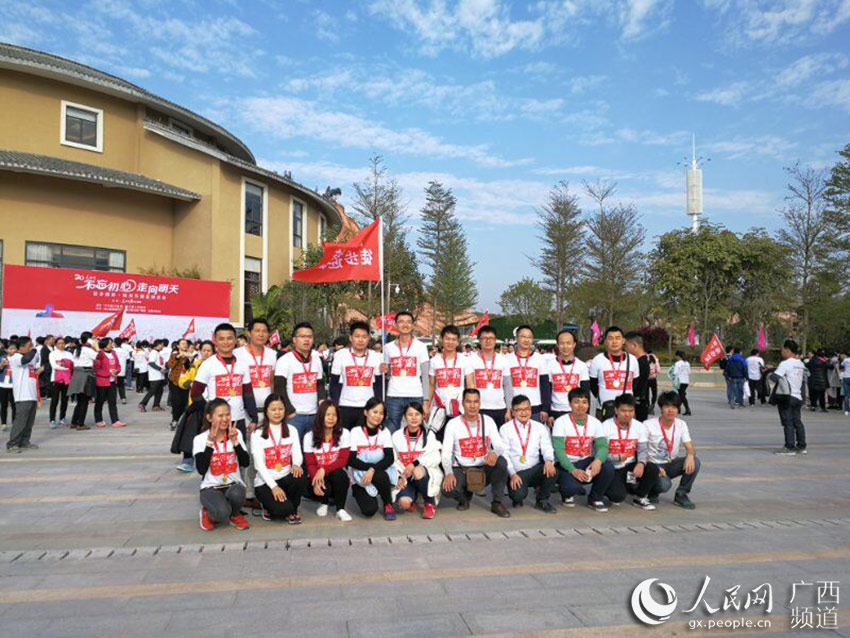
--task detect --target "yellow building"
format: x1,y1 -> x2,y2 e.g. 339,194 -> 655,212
0,42 -> 342,325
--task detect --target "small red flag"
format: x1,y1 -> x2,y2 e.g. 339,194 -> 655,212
590,321 -> 601,346
268,330 -> 281,347
182,318 -> 196,338
118,319 -> 136,340
373,312 -> 398,334
469,310 -> 490,337
700,334 -> 725,370
91,308 -> 124,337
292,218 -> 382,283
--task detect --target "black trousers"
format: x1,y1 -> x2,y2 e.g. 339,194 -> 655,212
648,379 -> 658,406
135,371 -> 148,393
0,387 -> 16,425
778,397 -> 806,450
49,383 -> 69,422
809,388 -> 826,410
140,379 -> 165,408
71,392 -> 90,426
94,384 -> 119,424
171,385 -> 189,423
255,473 -> 308,519
443,457 -> 509,505
307,467 -> 350,511
678,384 -> 691,414
351,468 -> 393,517
748,379 -> 766,405
116,376 -> 127,401
339,405 -> 365,430
507,464 -> 556,505
606,461 -> 660,501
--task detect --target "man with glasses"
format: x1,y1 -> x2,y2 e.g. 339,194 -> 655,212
465,325 -> 510,425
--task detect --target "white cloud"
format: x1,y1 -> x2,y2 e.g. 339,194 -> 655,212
616,128 -> 690,146
803,78 -> 850,113
618,0 -> 674,41
532,165 -> 605,175
239,97 -> 529,167
694,81 -> 753,106
705,135 -> 797,160
568,74 -> 607,94
777,53 -> 849,87
313,9 -> 340,43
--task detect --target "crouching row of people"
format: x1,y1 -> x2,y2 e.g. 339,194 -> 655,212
192,388 -> 700,531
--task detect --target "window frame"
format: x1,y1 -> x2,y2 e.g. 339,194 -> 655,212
25,241 -> 125,273
60,100 -> 104,153
292,198 -> 306,250
168,117 -> 193,137
244,181 -> 265,237
243,257 -> 262,325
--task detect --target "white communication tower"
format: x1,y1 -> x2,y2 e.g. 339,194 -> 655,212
685,134 -> 705,233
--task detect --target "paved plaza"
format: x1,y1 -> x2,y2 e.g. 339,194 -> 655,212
0,387 -> 848,637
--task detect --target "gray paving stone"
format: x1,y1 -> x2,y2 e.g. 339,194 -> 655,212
427,533 -> 450,543
177,544 -> 202,553
408,534 -> 432,543
0,550 -> 23,562
14,550 -> 47,562
347,612 -> 470,638
368,536 -> 390,545
388,535 -> 410,544
288,538 -> 311,549
110,547 -> 136,557
64,549 -> 91,560
221,541 -> 246,552
156,544 -> 181,554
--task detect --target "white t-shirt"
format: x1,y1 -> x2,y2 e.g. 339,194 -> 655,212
673,360 -> 691,385
391,427 -> 429,467
546,356 -> 590,412
429,351 -> 467,410
441,414 -> 504,472
49,350 -> 74,382
134,349 -> 149,373
465,351 -> 510,410
113,345 -> 130,377
234,345 -> 277,409
384,337 -> 430,398
194,355 -> 252,421
0,361 -> 11,389
602,418 -> 649,469
331,349 -> 382,407
10,351 -> 40,402
75,345 -> 97,369
746,356 -> 765,381
147,349 -> 167,382
303,429 -> 351,469
251,423 -> 303,488
646,417 -> 692,463
588,352 -> 640,404
274,350 -> 325,414
505,351 -> 548,406
193,431 -> 247,490
842,358 -> 850,380
349,425 -> 393,454
774,357 -> 807,401
552,413 -> 605,462
499,418 -> 554,475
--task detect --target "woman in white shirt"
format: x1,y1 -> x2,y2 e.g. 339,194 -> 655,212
69,331 -> 97,430
673,351 -> 692,416
251,394 -> 308,524
48,337 -> 74,427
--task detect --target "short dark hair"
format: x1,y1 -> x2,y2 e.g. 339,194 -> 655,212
214,323 -> 236,336
440,324 -> 460,339
515,324 -> 534,336
394,310 -> 414,323
98,338 -> 111,350
657,391 -> 682,409
349,320 -> 370,335
292,322 -> 314,337
511,394 -> 531,408
17,336 -> 32,348
783,339 -> 800,355
750,348 -> 759,356
248,318 -> 270,331
624,331 -> 643,346
462,388 -> 481,399
556,329 -> 577,343
733,347 -> 741,354
604,325 -> 624,338
568,387 -> 590,402
614,394 -> 636,408
477,325 -> 497,339
675,350 -> 686,359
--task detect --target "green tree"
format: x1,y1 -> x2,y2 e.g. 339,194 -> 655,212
734,229 -> 792,338
531,181 -> 585,330
497,278 -> 552,327
249,285 -> 291,333
417,181 -> 477,331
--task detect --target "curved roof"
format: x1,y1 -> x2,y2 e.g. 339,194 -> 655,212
0,42 -> 255,163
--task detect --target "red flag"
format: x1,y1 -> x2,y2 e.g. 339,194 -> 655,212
268,330 -> 281,347
700,334 -> 725,370
590,321 -> 601,346
373,312 -> 398,334
687,323 -> 696,348
757,324 -> 767,352
91,308 -> 124,337
469,310 -> 490,337
292,218 -> 382,283
182,318 -> 196,338
118,319 -> 136,340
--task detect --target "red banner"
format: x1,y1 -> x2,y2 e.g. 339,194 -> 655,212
91,308 -> 124,337
268,330 -> 281,347
373,312 -> 398,334
182,318 -> 196,338
118,319 -> 137,340
469,310 -> 489,337
292,218 -> 382,283
700,334 -> 725,370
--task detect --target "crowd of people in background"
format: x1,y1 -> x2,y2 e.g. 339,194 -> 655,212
4,313 -> 846,531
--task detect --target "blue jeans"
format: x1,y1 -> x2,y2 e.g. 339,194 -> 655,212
288,413 -> 315,443
385,396 -> 422,433
843,378 -> 850,412
556,457 -> 614,503
730,378 -> 745,405
124,361 -> 134,388
396,469 -> 434,505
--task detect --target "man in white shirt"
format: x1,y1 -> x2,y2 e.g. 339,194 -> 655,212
330,321 -> 383,429
543,329 -> 590,424
840,352 -> 850,416
746,349 -> 766,406
6,337 -> 41,453
602,394 -> 659,510
426,324 -> 467,422
465,326 -> 510,426
139,340 -> 167,411
441,389 -> 510,518
771,339 -> 807,455
273,321 -> 327,441
588,326 -> 640,420
500,395 -> 556,512
382,311 -> 429,431
504,325 -> 549,424
646,391 -> 700,509
113,337 -> 130,404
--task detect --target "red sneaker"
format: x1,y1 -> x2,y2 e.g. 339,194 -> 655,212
199,508 -> 214,531
422,503 -> 436,519
229,514 -> 250,530
383,504 -> 397,521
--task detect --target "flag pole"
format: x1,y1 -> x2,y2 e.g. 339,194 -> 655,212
378,217 -> 387,398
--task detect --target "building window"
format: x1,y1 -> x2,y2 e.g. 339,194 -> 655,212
25,241 -> 125,272
168,118 -> 192,136
293,200 -> 304,248
61,101 -> 103,152
245,182 -> 264,236
319,213 -> 327,240
243,257 -> 262,324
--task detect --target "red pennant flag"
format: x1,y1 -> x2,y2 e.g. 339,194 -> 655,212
700,334 -> 725,370
687,323 -> 696,348
268,330 -> 281,347
469,310 -> 490,337
182,318 -> 196,338
91,308 -> 125,337
292,218 -> 382,283
118,319 -> 137,340
590,321 -> 601,346
373,312 -> 398,334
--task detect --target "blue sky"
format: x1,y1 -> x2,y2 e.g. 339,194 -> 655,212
2,0 -> 849,310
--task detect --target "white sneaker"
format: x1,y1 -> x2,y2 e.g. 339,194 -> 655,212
336,509 -> 352,522
49,421 -> 57,429
845,411 -> 849,416
316,504 -> 329,517
633,496 -> 657,511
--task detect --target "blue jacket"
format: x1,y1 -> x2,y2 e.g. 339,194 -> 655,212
725,354 -> 748,379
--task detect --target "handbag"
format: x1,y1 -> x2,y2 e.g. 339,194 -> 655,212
462,418 -> 489,492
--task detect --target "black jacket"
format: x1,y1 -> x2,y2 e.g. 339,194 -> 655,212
806,356 -> 829,391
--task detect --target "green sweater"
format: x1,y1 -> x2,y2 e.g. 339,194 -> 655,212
552,436 -> 609,472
